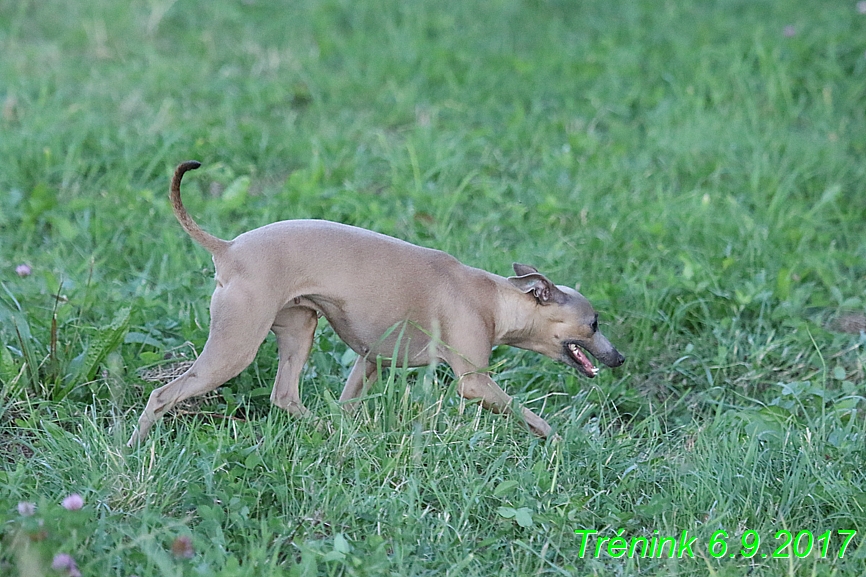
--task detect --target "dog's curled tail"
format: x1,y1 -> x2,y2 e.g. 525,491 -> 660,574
171,161 -> 229,255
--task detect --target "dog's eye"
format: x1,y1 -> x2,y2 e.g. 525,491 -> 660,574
591,315 -> 598,332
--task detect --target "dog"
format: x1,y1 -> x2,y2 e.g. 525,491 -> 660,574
127,161 -> 624,445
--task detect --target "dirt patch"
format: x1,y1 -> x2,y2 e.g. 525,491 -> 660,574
138,360 -> 194,384
136,359 -> 233,419
828,313 -> 866,335
0,405 -> 36,463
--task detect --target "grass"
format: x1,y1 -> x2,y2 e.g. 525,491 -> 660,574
1,0 -> 865,574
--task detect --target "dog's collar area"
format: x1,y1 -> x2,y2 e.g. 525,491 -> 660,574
565,342 -> 598,378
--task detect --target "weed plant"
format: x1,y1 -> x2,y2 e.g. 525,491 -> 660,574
1,0 -> 865,575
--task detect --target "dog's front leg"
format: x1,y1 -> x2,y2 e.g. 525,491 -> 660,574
455,372 -> 553,438
339,356 -> 379,411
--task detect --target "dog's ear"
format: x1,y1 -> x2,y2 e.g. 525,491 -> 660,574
512,263 -> 539,276
508,272 -> 563,304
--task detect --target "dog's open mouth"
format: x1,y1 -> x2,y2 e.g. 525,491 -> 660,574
565,342 -> 599,378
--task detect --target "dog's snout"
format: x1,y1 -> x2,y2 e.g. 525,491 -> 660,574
596,348 -> 624,368
608,350 -> 625,367
589,332 -> 625,368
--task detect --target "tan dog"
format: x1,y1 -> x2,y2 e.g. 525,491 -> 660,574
127,161 -> 624,445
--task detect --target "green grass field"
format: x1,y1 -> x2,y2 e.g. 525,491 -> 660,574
2,0 -> 865,575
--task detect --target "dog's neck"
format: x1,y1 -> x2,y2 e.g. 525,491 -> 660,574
491,278 -> 541,348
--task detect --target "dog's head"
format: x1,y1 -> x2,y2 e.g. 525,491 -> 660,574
507,263 -> 625,378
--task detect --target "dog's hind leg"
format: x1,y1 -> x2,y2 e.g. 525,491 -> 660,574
269,307 -> 317,416
128,285 -> 275,446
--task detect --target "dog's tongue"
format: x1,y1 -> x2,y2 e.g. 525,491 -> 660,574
569,343 -> 598,376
